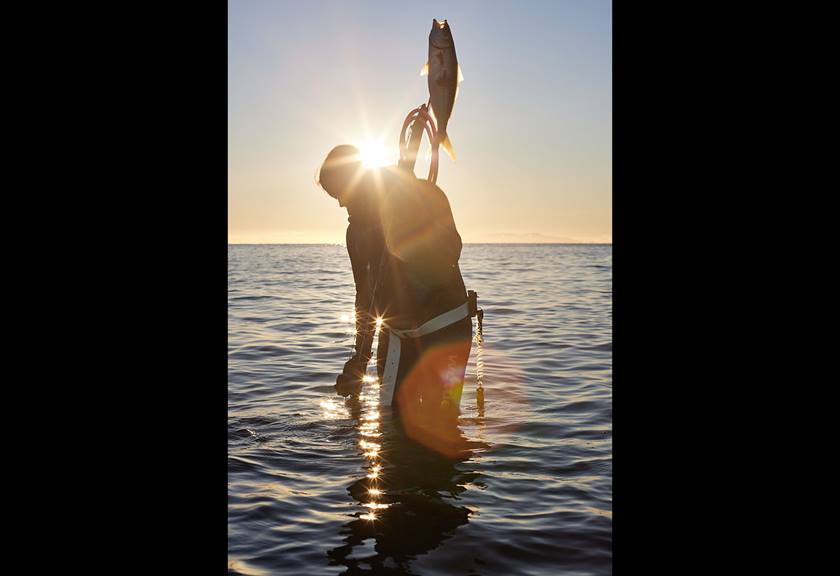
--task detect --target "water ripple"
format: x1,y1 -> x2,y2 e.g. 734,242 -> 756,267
229,244 -> 611,575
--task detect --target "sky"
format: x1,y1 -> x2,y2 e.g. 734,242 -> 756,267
228,0 -> 611,244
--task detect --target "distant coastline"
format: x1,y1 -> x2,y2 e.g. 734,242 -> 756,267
228,232 -> 611,245
228,242 -> 612,246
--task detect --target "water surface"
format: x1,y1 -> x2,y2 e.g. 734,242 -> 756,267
229,244 -> 612,575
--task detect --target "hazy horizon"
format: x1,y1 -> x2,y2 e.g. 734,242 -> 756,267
227,231 -> 609,245
228,241 -> 612,245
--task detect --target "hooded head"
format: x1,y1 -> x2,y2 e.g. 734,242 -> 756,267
316,145 -> 364,207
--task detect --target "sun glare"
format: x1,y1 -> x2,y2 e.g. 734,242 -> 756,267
358,140 -> 395,168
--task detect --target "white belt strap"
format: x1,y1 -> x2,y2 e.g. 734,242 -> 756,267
380,302 -> 470,405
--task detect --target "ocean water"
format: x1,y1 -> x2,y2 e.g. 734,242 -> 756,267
228,244 -> 612,575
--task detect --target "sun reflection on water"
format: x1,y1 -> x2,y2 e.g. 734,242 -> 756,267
326,303 -> 391,522
320,398 -> 350,420
356,337 -> 388,521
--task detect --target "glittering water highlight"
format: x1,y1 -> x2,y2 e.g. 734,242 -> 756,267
229,244 -> 612,575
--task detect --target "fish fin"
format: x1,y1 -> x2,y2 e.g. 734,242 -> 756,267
440,133 -> 456,161
455,83 -> 460,103
420,62 -> 429,76
457,64 -> 464,83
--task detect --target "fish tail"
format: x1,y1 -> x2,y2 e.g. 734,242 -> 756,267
439,132 -> 456,161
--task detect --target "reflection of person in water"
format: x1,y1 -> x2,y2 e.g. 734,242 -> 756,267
327,407 -> 482,572
317,144 -> 473,452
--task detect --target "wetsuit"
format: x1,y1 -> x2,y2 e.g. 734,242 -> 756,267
341,168 -> 472,418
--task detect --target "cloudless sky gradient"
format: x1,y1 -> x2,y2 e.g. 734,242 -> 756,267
228,0 -> 611,244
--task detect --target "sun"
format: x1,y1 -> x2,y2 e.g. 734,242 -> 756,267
357,139 -> 396,168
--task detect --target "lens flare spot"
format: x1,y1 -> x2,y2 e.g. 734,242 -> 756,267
357,139 -> 396,168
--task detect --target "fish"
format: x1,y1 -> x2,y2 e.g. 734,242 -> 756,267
421,18 -> 463,161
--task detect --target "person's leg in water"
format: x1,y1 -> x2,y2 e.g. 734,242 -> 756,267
390,334 -> 423,419
376,327 -> 420,421
392,317 -> 472,457
417,317 -> 471,423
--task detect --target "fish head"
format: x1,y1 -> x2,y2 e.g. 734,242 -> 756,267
429,19 -> 453,48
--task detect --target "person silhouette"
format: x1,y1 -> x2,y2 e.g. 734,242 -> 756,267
317,144 -> 473,448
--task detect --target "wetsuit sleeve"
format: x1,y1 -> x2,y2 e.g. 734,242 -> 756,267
346,222 -> 376,366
